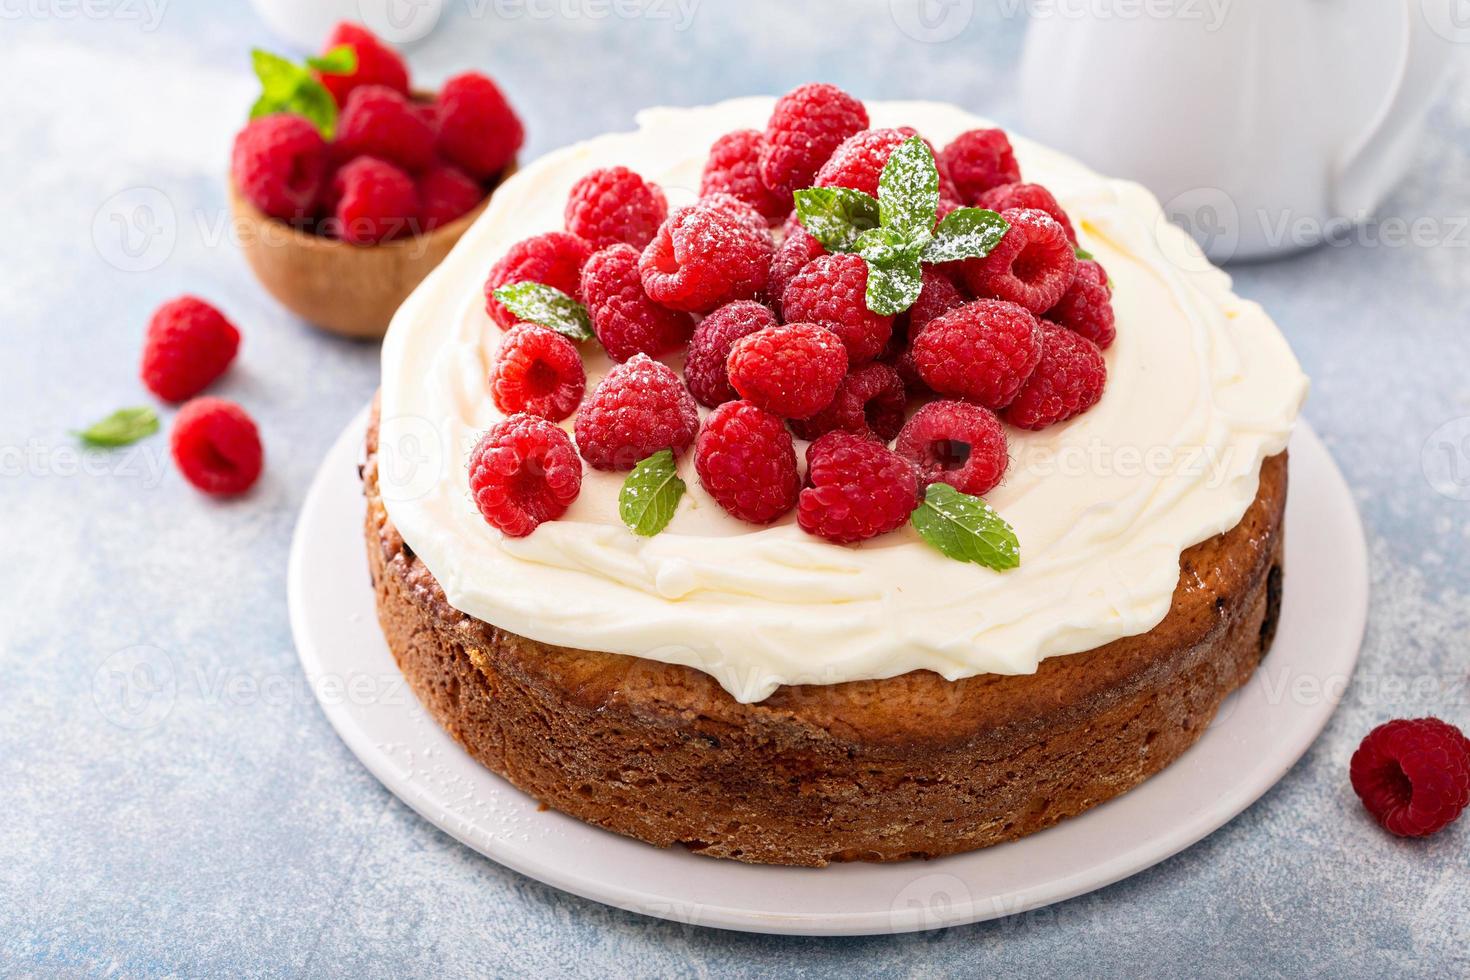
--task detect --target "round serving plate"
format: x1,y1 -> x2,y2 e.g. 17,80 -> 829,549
289,404 -> 1367,936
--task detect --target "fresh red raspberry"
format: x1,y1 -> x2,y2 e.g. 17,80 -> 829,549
317,22 -> 410,106
467,414 -> 582,538
963,208 -> 1077,314
434,71 -> 524,181
1003,320 -> 1107,430
790,363 -> 906,442
781,253 -> 893,365
759,83 -> 869,197
331,157 -> 419,244
701,129 -> 789,223
483,232 -> 593,330
1350,718 -> 1470,837
580,244 -> 694,362
489,324 -> 587,422
896,401 -> 1008,496
416,163 -> 484,231
684,300 -> 778,408
574,354 -> 699,471
798,436 -> 918,544
565,166 -> 669,250
911,299 -> 1041,409
767,226 -> 826,309
1047,258 -> 1115,349
334,85 -> 436,173
726,323 -> 848,420
898,267 -> 967,341
170,398 -> 263,497
815,127 -> 916,197
638,201 -> 772,313
700,192 -> 774,241
978,182 -> 1077,243
231,114 -> 329,221
804,429 -> 877,470
694,400 -> 800,524
140,296 -> 241,403
940,128 -> 1021,204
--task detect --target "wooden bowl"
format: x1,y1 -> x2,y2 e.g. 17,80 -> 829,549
229,162 -> 513,340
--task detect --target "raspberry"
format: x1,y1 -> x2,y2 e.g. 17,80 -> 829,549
759,83 -> 869,197
639,201 -> 772,313
484,232 -> 593,330
804,429 -> 877,470
416,163 -> 484,231
940,128 -> 1021,204
684,300 -> 778,408
694,400 -> 800,524
815,127 -> 917,197
781,253 -> 893,365
329,157 -> 418,244
767,226 -> 826,309
1047,258 -> 1115,349
897,267 -> 966,341
727,323 -> 848,419
467,414 -> 582,538
791,363 -> 906,442
897,401 -> 1008,496
798,436 -> 918,544
574,354 -> 699,471
700,193 -> 774,241
700,129 -> 788,222
434,71 -> 524,181
1002,320 -> 1107,430
963,208 -> 1077,314
140,296 -> 241,403
489,324 -> 587,422
580,244 -> 693,362
170,398 -> 263,497
978,182 -> 1077,243
1350,718 -> 1470,837
565,166 -> 669,250
334,85 -> 435,173
911,299 -> 1041,409
231,114 -> 329,221
317,22 -> 410,106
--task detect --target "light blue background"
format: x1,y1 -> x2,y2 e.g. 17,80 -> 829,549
2,1 -> 1468,976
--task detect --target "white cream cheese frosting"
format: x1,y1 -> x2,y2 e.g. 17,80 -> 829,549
378,97 -> 1308,703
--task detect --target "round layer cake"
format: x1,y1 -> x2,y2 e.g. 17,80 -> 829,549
368,97 -> 1308,866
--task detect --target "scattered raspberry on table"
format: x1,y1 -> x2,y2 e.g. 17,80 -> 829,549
1350,717 -> 1470,837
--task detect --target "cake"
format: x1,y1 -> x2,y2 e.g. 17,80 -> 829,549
366,92 -> 1308,866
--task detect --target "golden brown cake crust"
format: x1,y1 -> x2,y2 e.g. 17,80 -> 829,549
362,402 -> 1288,866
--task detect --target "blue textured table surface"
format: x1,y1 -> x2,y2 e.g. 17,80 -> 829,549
2,2 -> 1468,976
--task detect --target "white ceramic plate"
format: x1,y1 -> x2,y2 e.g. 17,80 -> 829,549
289,406 -> 1367,936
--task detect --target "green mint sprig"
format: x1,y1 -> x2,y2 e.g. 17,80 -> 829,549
75,407 -> 159,448
492,283 -> 594,342
794,137 -> 1009,316
249,45 -> 357,139
910,482 -> 1020,571
618,450 -> 686,536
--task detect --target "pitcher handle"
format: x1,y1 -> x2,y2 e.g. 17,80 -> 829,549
1332,0 -> 1455,218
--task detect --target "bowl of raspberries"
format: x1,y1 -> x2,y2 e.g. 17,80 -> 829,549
229,22 -> 523,338
468,83 -> 1115,569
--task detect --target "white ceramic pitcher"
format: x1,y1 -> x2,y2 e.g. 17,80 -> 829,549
1019,0 -> 1457,261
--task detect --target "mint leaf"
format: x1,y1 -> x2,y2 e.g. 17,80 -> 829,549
1074,245 -> 1094,261
910,483 -> 1020,571
76,407 -> 159,448
619,450 -> 686,536
306,45 -> 357,76
853,227 -> 925,316
923,207 -> 1009,263
493,283 -> 594,342
878,136 -> 940,239
249,47 -> 340,138
794,187 -> 880,252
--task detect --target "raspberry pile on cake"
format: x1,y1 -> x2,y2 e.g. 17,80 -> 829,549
471,83 -> 1116,558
